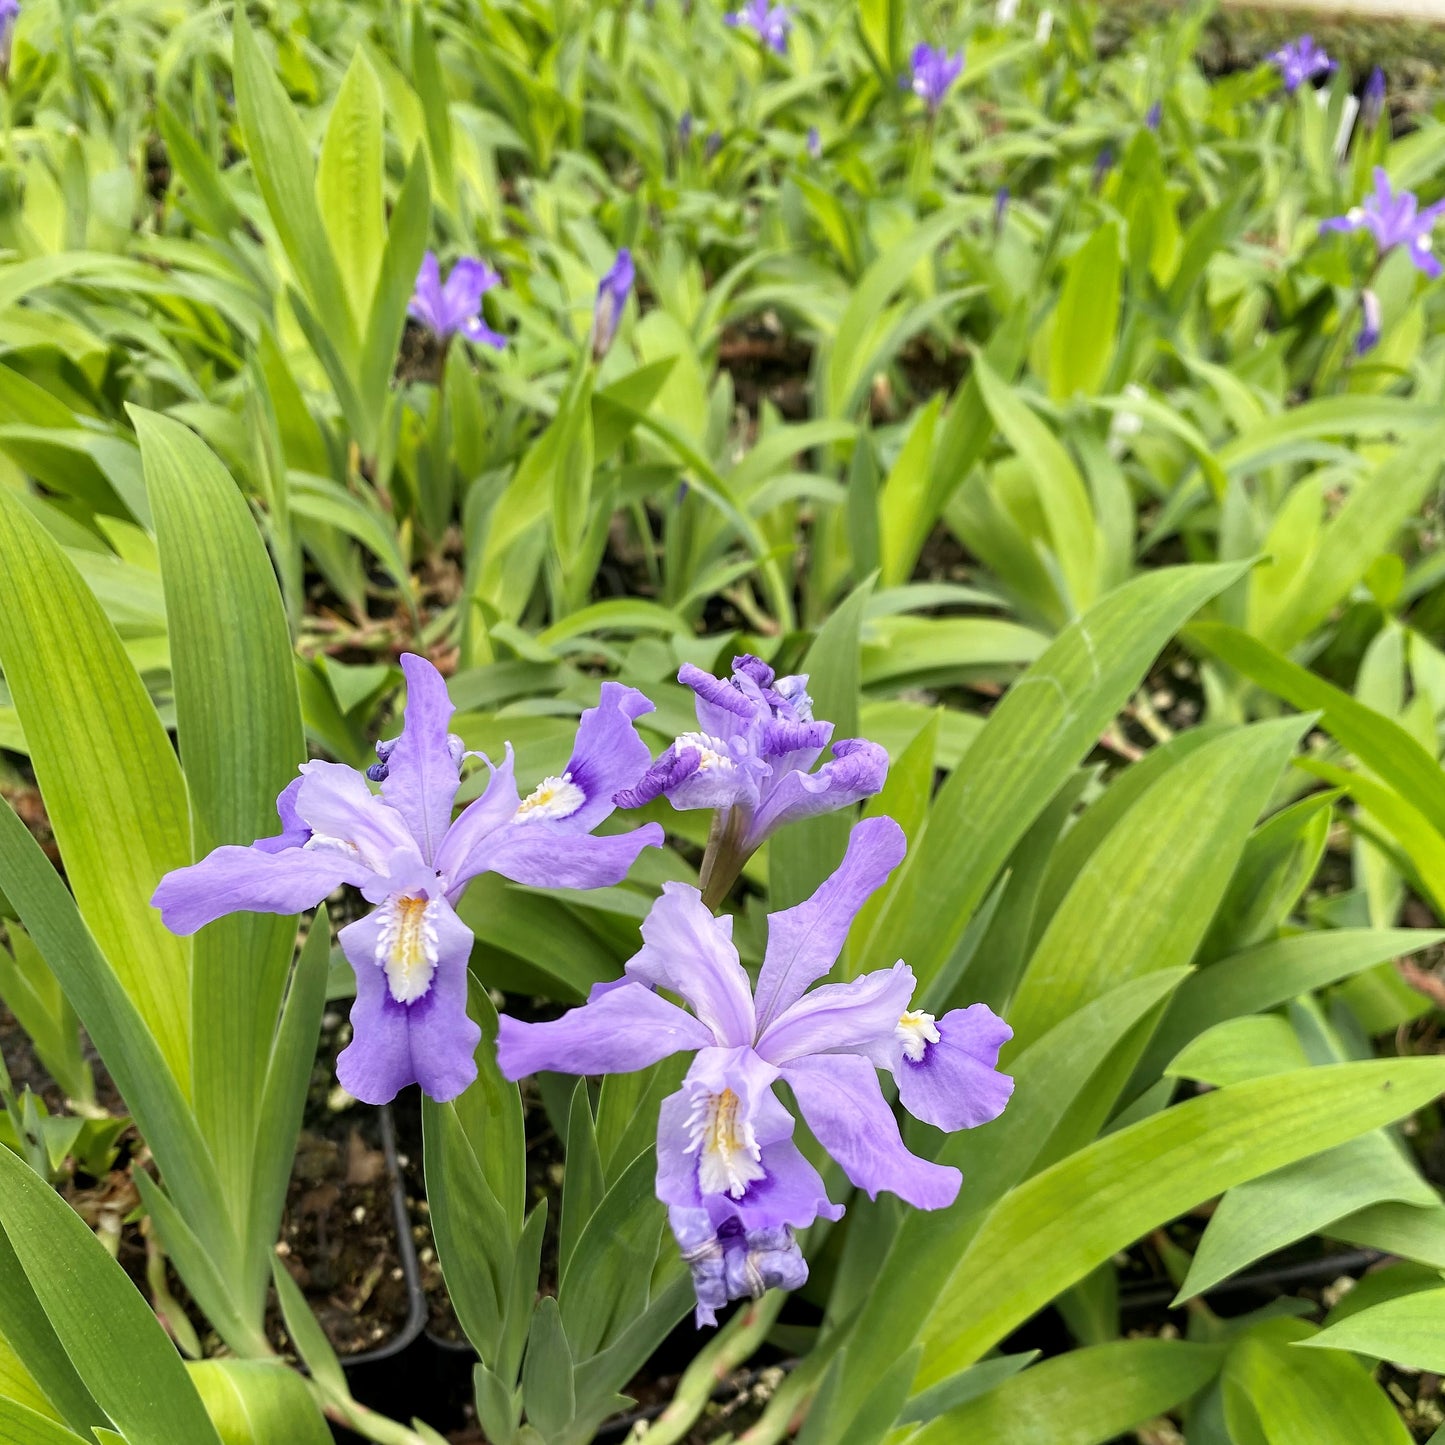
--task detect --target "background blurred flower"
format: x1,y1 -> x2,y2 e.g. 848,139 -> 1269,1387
725,0 -> 790,55
1322,168 -> 1445,278
1271,34 -> 1334,94
408,252 -> 507,349
590,248 -> 635,362
910,44 -> 964,111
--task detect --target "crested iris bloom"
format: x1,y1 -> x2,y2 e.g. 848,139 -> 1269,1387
806,126 -> 821,160
153,656 -> 662,1105
1145,100 -> 1162,131
590,249 -> 634,363
725,0 -> 790,55
1357,288 -> 1383,355
615,655 -> 888,897
496,818 -> 1013,1326
408,252 -> 507,350
910,44 -> 964,111
1271,35 -> 1334,94
1322,168 -> 1445,279
1362,66 -> 1387,133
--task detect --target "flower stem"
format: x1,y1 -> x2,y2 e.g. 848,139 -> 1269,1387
633,1291 -> 785,1444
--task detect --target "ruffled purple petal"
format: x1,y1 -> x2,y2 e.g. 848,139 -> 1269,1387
254,777 -> 312,855
669,1211 -> 811,1329
553,681 -> 657,832
745,738 -> 889,849
495,981 -> 713,1080
152,843 -> 364,935
626,883 -> 755,1047
679,661 -> 768,740
753,816 -> 907,1031
615,734 -> 766,813
893,1003 -> 1014,1132
294,761 -> 423,874
756,962 -> 915,1065
434,745 -> 522,889
380,654 -> 463,866
781,1053 -> 961,1209
335,897 -> 481,1104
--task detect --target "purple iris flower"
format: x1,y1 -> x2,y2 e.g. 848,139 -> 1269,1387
590,249 -> 634,363
994,185 -> 1010,234
910,44 -> 964,111
152,655 -> 663,1106
0,0 -> 17,73
1362,67 -> 1387,133
806,126 -> 821,160
1322,168 -> 1445,279
496,818 -> 1014,1326
679,110 -> 694,146
615,655 -> 888,892
1356,288 -> 1382,355
1145,100 -> 1162,131
408,252 -> 507,350
725,0 -> 790,56
1271,35 -> 1334,94
1092,143 -> 1115,191
705,130 -> 723,162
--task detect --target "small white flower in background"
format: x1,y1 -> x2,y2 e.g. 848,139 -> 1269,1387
1108,383 -> 1148,457
995,0 -> 1019,23
1035,9 -> 1053,44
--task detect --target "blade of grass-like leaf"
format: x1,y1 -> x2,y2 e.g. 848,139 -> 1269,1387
0,1147 -> 223,1445
860,561 -> 1250,998
916,1057 -> 1445,1387
1303,1287 -> 1445,1371
188,1359 -> 333,1445
137,408 -> 304,1235
911,1340 -> 1224,1445
0,490 -> 192,1084
0,1400 -> 89,1445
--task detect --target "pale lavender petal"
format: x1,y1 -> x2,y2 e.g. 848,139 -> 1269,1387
614,735 -> 765,813
460,314 -> 508,350
680,661 -> 767,740
152,844 -> 363,935
467,819 -> 664,891
294,760 -> 422,874
442,257 -> 500,319
1320,214 -> 1362,235
434,745 -> 522,890
756,962 -> 915,1065
495,981 -> 712,1080
552,681 -> 657,832
782,1053 -> 961,1209
894,1004 -> 1015,1132
408,251 -> 444,330
253,777 -> 311,855
627,883 -> 755,1046
753,816 -> 907,1031
1412,240 -> 1442,278
335,898 -> 482,1104
380,654 -> 462,865
746,738 -> 890,850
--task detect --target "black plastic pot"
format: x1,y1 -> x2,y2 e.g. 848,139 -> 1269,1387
327,1106 -> 430,1445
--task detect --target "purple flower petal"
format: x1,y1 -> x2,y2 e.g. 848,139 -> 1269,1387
781,1052 -> 961,1209
893,1003 -> 1014,1132
756,962 -> 916,1065
459,315 -> 508,350
627,883 -> 756,1047
152,843 -> 363,935
379,655 -> 463,866
294,760 -> 422,875
550,681 -> 657,832
466,818 -> 664,891
590,249 -> 635,362
615,734 -> 766,813
434,745 -> 522,890
495,981 -> 713,1080
753,816 -> 906,1031
746,737 -> 889,848
408,251 -> 445,331
679,660 -> 766,739
335,896 -> 481,1104
253,777 -> 312,855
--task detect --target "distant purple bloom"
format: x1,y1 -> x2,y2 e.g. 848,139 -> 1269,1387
615,654 -> 889,861
994,185 -> 1010,234
153,656 -> 662,1105
910,44 -> 964,111
496,818 -> 1013,1326
1271,35 -> 1334,94
0,0 -> 17,72
1092,144 -> 1115,191
705,130 -> 723,162
1363,67 -> 1387,133
1145,100 -> 1162,131
408,252 -> 506,350
726,0 -> 790,55
679,110 -> 694,146
806,126 -> 821,160
1322,167 -> 1445,279
1356,289 -> 1382,355
590,249 -> 634,363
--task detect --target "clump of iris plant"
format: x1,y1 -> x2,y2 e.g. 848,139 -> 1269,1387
615,654 -> 889,906
408,252 -> 507,350
589,249 -> 635,363
1322,168 -> 1445,279
725,0 -> 790,56
496,817 -> 1013,1326
910,44 -> 963,112
1270,35 -> 1334,94
152,656 -> 662,1104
